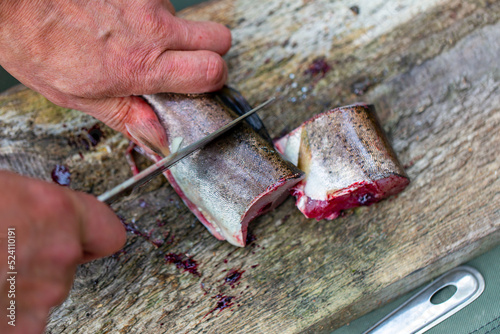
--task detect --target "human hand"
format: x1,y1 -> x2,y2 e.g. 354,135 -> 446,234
0,0 -> 231,134
0,171 -> 126,334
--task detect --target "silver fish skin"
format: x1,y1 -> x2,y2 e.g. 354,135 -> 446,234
143,93 -> 304,247
275,103 -> 410,220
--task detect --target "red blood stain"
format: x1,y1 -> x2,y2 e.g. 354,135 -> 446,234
86,124 -> 104,146
123,222 -> 151,239
68,124 -> 105,151
51,165 -> 71,186
205,294 -> 235,317
120,219 -> 166,248
156,219 -> 167,227
151,239 -> 164,247
304,57 -> 331,78
165,253 -> 201,277
246,233 -> 257,245
224,269 -> 245,288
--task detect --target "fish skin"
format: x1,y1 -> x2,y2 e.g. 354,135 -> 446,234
143,92 -> 304,247
275,103 -> 410,220
214,86 -> 273,144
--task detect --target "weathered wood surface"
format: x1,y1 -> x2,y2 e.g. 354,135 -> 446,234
0,0 -> 498,333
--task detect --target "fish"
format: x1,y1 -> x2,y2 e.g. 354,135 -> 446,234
274,103 -> 410,220
136,90 -> 304,247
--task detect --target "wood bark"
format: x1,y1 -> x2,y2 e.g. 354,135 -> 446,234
0,0 -> 498,332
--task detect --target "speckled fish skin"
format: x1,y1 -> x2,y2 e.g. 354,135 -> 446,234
143,92 -> 304,247
275,103 -> 410,220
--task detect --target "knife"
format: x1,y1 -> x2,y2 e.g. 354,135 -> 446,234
97,97 -> 276,205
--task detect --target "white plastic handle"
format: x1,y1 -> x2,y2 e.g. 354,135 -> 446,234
364,266 -> 485,334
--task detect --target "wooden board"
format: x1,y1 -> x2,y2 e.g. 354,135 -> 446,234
0,0 -> 499,332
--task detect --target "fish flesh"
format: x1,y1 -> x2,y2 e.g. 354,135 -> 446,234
141,90 -> 304,247
274,103 -> 409,220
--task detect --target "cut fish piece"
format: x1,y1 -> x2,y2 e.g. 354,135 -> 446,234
143,91 -> 304,247
275,103 -> 409,220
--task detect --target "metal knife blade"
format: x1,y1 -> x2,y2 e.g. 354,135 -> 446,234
97,97 -> 276,205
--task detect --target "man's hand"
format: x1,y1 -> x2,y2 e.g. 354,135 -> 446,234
0,0 -> 231,134
0,3 -> 230,332
0,171 -> 126,334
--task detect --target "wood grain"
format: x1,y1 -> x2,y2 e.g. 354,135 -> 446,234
0,0 -> 498,333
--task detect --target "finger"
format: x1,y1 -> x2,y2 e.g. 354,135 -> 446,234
142,50 -> 228,94
74,96 -> 171,157
69,191 -> 126,262
76,50 -> 227,132
167,18 -> 232,55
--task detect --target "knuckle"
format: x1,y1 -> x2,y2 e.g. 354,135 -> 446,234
38,188 -> 77,217
204,54 -> 227,90
126,51 -> 149,77
26,181 -> 83,229
121,49 -> 160,94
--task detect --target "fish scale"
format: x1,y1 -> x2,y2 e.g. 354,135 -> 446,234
143,91 -> 304,247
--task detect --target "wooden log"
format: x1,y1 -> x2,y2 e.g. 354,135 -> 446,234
0,0 -> 498,332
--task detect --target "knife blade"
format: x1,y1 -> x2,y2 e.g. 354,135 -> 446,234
97,97 -> 276,205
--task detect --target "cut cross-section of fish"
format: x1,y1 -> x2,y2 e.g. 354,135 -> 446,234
275,103 -> 410,220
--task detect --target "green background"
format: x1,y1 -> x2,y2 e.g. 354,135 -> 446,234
1,1 -> 499,333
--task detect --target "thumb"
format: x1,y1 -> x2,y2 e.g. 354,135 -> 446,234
76,96 -> 159,135
75,95 -> 170,157
69,190 -> 126,262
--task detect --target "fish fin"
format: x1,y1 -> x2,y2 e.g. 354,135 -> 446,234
170,137 -> 184,154
125,119 -> 170,157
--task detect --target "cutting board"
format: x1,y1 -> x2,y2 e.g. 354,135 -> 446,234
0,0 -> 499,333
